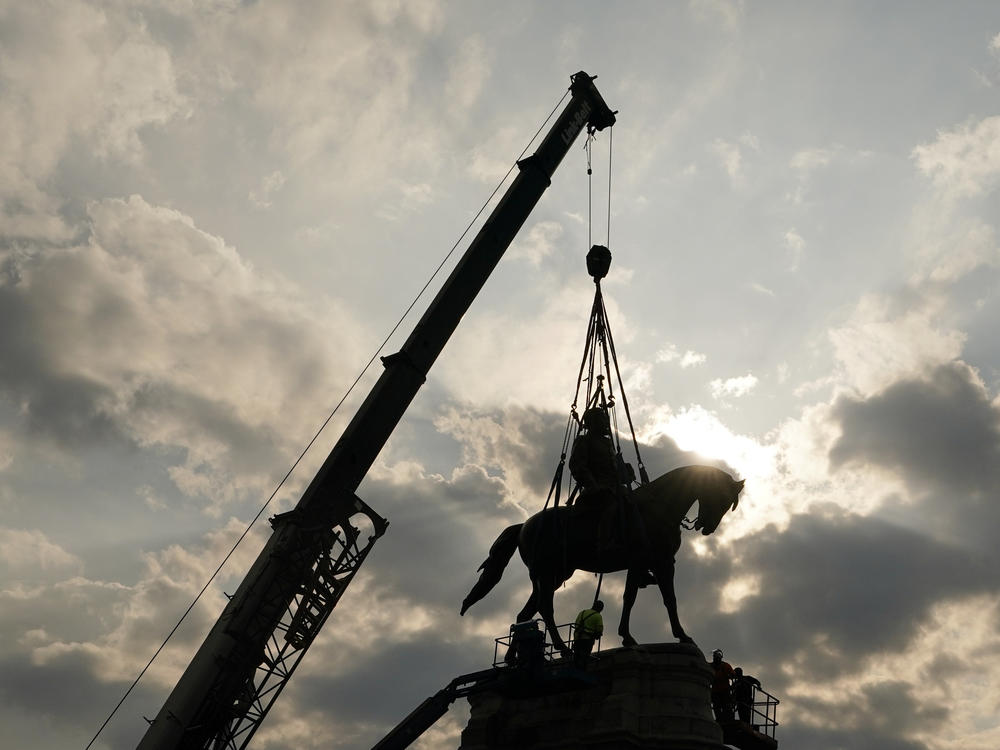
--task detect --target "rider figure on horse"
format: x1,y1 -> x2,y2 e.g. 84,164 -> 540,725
570,406 -> 628,546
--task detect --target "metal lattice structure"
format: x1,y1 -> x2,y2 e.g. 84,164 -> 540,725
210,499 -> 387,750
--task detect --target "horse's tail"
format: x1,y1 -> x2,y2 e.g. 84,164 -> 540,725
460,523 -> 522,615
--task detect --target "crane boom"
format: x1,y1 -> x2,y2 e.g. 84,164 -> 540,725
138,71 -> 616,750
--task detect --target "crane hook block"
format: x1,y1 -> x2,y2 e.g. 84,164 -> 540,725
587,244 -> 612,280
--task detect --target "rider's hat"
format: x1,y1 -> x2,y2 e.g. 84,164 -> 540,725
582,406 -> 610,434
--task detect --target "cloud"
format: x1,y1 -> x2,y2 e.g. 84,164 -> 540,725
709,132 -> 760,187
157,0 -> 449,195
465,126 -> 522,183
711,138 -> 745,185
912,115 -> 1000,199
445,34 -> 492,113
0,528 -> 81,578
710,373 -> 758,399
375,180 -> 437,221
641,404 -> 770,491
0,1 -> 185,176
690,0 -> 745,30
790,147 -> 834,171
707,509 -> 998,685
828,293 -> 965,396
0,428 -> 12,471
910,216 -> 999,283
902,113 -> 1000,287
830,362 -> 1000,513
0,0 -> 186,246
656,345 -> 707,368
438,276 -> 635,411
681,350 -> 708,368
508,220 -> 563,266
739,131 -> 760,151
248,170 -> 286,208
783,228 -> 805,270
0,195 -> 369,509
432,405 -> 567,507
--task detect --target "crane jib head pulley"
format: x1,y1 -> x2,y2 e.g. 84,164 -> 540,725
569,71 -> 618,134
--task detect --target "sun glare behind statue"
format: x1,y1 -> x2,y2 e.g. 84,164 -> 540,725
641,405 -> 778,544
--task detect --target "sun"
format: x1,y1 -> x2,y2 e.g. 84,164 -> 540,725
644,405 -> 776,482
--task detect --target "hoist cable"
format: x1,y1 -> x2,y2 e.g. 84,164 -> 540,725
571,291 -> 600,413
607,126 -> 613,247
84,87 -> 572,750
585,134 -> 594,250
600,293 -> 648,481
595,303 -> 625,457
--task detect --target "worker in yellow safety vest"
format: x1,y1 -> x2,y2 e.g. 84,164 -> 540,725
573,600 -> 604,667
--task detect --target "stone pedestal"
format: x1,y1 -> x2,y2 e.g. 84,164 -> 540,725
460,643 -> 725,750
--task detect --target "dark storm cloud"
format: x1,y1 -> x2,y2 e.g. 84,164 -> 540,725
128,381 -> 288,478
778,680 -> 947,750
0,652 -> 162,749
830,361 -> 1000,498
0,279 -> 125,447
294,637 -> 479,727
646,504 -> 999,750
702,511 -> 993,678
360,465 -> 519,608
780,725 -> 931,750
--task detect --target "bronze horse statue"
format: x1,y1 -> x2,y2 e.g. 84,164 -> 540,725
460,465 -> 745,653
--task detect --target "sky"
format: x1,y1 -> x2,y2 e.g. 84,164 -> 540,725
2,1 -> 1000,748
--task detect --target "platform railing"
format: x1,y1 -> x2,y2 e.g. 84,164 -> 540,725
742,684 -> 779,740
492,621 -> 602,667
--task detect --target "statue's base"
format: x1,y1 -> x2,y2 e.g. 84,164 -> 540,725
459,643 -> 726,750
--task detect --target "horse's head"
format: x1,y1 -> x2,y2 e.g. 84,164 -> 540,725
692,475 -> 745,535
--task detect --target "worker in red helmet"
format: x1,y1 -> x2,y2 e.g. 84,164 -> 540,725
710,649 -> 736,722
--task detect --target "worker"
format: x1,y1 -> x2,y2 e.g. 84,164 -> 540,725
710,649 -> 735,721
732,667 -> 761,725
573,600 -> 605,667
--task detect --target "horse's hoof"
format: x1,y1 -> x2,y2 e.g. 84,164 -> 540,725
621,636 -> 638,648
678,635 -> 695,645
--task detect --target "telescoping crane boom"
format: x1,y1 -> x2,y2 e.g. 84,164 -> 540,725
137,71 -> 616,750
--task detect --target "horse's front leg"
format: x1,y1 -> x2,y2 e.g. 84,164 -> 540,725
618,568 -> 641,647
653,560 -> 693,645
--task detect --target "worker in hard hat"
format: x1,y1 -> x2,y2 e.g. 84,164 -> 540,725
710,649 -> 736,721
573,600 -> 604,667
732,667 -> 761,725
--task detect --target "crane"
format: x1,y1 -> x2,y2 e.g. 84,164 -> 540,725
137,71 -> 616,750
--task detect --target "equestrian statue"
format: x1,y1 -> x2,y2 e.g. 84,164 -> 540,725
460,453 -> 745,654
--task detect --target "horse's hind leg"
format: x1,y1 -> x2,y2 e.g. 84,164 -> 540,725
535,574 -> 570,656
618,568 -> 641,647
516,587 -> 538,623
653,561 -> 693,644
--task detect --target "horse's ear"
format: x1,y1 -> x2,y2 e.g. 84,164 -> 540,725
732,479 -> 745,509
